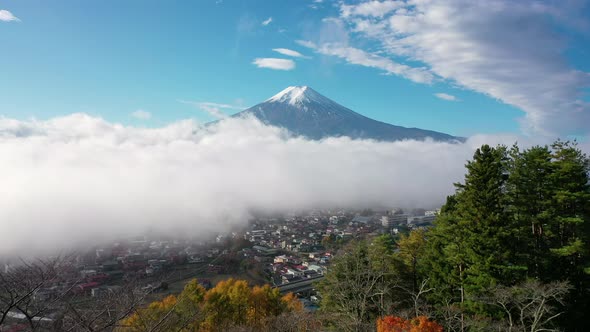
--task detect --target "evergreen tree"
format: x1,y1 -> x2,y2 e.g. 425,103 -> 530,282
548,141 -> 590,329
506,145 -> 554,280
422,145 -> 514,317
506,141 -> 590,330
317,141 -> 589,331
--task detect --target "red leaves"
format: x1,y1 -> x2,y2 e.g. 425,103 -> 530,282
377,315 -> 443,332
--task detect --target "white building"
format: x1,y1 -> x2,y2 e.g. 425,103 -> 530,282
381,216 -> 393,228
390,214 -> 409,225
286,268 -> 304,277
425,210 -> 439,217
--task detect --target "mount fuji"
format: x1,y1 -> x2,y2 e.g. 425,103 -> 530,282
231,86 -> 462,142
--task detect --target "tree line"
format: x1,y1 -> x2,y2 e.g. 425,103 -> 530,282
318,140 -> 589,331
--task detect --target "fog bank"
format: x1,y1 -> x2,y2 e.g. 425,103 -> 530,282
0,114 -> 560,255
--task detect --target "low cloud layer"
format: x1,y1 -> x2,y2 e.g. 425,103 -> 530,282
0,114 -> 563,255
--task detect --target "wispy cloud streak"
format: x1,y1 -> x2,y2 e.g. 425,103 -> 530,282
252,58 -> 295,70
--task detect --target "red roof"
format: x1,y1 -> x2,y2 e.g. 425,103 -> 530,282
78,282 -> 99,290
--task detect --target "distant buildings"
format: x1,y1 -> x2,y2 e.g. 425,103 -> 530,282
352,216 -> 372,224
408,215 -> 436,226
390,213 -> 409,225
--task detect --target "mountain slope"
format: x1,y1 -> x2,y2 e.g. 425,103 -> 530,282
232,86 -> 462,142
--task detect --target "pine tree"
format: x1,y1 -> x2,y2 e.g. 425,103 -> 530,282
422,145 -> 514,317
548,141 -> 590,329
506,145 -> 554,280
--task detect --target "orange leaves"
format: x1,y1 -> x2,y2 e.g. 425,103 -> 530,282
119,278 -> 302,332
377,315 -> 409,332
281,292 -> 304,313
120,295 -> 179,331
412,316 -> 444,332
377,315 -> 443,332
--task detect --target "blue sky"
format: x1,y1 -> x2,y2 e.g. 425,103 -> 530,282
1,0 -> 589,137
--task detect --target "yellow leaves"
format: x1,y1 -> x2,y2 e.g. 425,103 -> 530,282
181,279 -> 206,303
281,292 -> 303,313
159,295 -> 178,309
202,278 -> 251,329
120,278 -> 302,332
119,295 -> 179,331
248,285 -> 285,328
398,229 -> 427,261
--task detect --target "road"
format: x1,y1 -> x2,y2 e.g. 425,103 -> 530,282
276,275 -> 324,294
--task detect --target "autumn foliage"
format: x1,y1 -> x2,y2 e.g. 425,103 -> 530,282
376,315 -> 443,332
119,278 -> 303,332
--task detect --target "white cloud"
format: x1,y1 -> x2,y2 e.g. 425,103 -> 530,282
198,105 -> 226,119
0,9 -> 20,22
196,102 -> 244,111
295,40 -> 317,49
318,17 -> 350,45
435,93 -> 459,101
336,0 -> 590,135
295,18 -> 433,84
0,114 -> 495,255
298,40 -> 434,84
341,1 -> 402,18
131,109 -> 152,120
272,48 -> 310,58
262,17 -> 273,26
309,0 -> 324,10
0,113 -> 572,256
179,100 -> 244,119
252,58 -> 296,70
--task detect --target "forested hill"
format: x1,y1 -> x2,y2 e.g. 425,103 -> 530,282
317,140 -> 590,331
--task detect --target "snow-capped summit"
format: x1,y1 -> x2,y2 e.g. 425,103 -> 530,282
266,86 -> 325,106
232,86 -> 462,142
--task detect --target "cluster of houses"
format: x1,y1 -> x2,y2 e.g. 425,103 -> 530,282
269,253 -> 329,285
6,208 -> 438,309
0,207 -> 439,330
240,208 -> 438,286
23,237 -> 229,302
